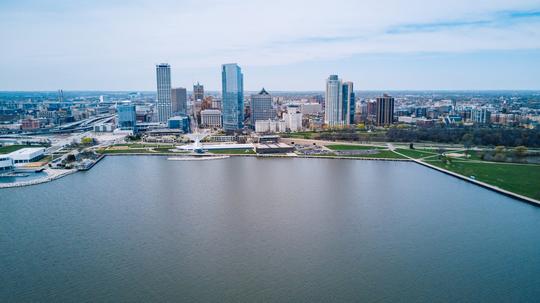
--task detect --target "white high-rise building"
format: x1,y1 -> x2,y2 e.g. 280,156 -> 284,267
324,75 -> 343,127
283,111 -> 303,132
156,63 -> 172,122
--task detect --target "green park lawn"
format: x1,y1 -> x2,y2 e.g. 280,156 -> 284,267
0,145 -> 31,154
326,144 -> 384,151
425,159 -> 540,200
346,150 -> 407,159
396,148 -> 439,159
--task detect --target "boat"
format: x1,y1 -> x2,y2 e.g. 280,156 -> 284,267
167,155 -> 230,161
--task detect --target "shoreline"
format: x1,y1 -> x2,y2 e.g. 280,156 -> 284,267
2,153 -> 539,207
0,168 -> 77,189
415,159 -> 540,207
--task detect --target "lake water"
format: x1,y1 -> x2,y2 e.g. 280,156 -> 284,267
1,156 -> 540,302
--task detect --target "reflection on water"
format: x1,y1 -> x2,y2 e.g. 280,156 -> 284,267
1,156 -> 540,302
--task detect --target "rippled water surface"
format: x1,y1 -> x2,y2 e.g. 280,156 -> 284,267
1,156 -> 540,302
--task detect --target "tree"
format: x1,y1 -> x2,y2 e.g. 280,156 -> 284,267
514,146 -> 528,158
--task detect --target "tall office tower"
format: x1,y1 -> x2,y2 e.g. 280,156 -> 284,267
376,94 -> 395,126
117,102 -> 137,131
156,63 -> 172,122
193,82 -> 204,101
171,87 -> 187,115
221,63 -> 244,132
342,81 -> 355,125
324,75 -> 343,127
250,88 -> 275,127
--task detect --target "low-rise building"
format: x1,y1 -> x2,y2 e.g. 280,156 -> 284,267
8,147 -> 45,166
0,156 -> 13,171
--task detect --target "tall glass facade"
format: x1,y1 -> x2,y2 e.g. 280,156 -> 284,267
342,81 -> 355,125
156,63 -> 172,122
221,63 -> 244,131
250,88 -> 275,127
117,102 -> 137,131
324,75 -> 343,127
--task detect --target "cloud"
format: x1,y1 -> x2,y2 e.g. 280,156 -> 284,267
0,0 -> 539,89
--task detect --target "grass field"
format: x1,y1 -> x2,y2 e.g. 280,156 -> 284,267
396,148 -> 439,159
208,149 -> 256,155
97,148 -> 157,154
0,145 -> 30,154
326,144 -> 384,151
425,159 -> 540,200
347,150 -> 406,159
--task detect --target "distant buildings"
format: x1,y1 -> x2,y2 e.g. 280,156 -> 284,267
156,63 -> 172,122
117,102 -> 137,131
250,88 -> 275,127
472,108 -> 491,125
221,63 -> 244,132
300,103 -> 322,115
201,109 -> 222,128
171,87 -> 187,115
376,94 -> 395,126
324,75 -> 355,127
21,118 -> 40,130
193,82 -> 204,101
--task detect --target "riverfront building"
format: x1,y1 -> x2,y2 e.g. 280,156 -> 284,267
221,63 -> 244,132
250,88 -> 275,127
376,94 -> 395,126
156,63 -> 172,122
171,87 -> 187,115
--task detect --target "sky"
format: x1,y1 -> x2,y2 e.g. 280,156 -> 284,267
1,0 -> 540,91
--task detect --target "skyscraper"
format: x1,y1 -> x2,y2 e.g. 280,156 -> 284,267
171,87 -> 187,115
250,88 -> 275,127
342,82 -> 355,125
376,94 -> 395,126
156,63 -> 172,122
221,63 -> 244,132
325,75 -> 343,127
193,82 -> 204,101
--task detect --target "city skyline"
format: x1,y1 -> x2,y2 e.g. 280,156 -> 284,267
1,0 -> 540,91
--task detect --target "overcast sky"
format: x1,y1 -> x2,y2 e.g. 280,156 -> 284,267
1,0 -> 540,91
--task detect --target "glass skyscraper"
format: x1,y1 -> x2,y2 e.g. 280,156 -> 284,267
117,102 -> 137,131
171,87 -> 187,115
221,63 -> 244,131
342,81 -> 355,126
324,75 -> 343,127
156,63 -> 172,122
250,88 -> 275,127
325,75 -> 355,127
